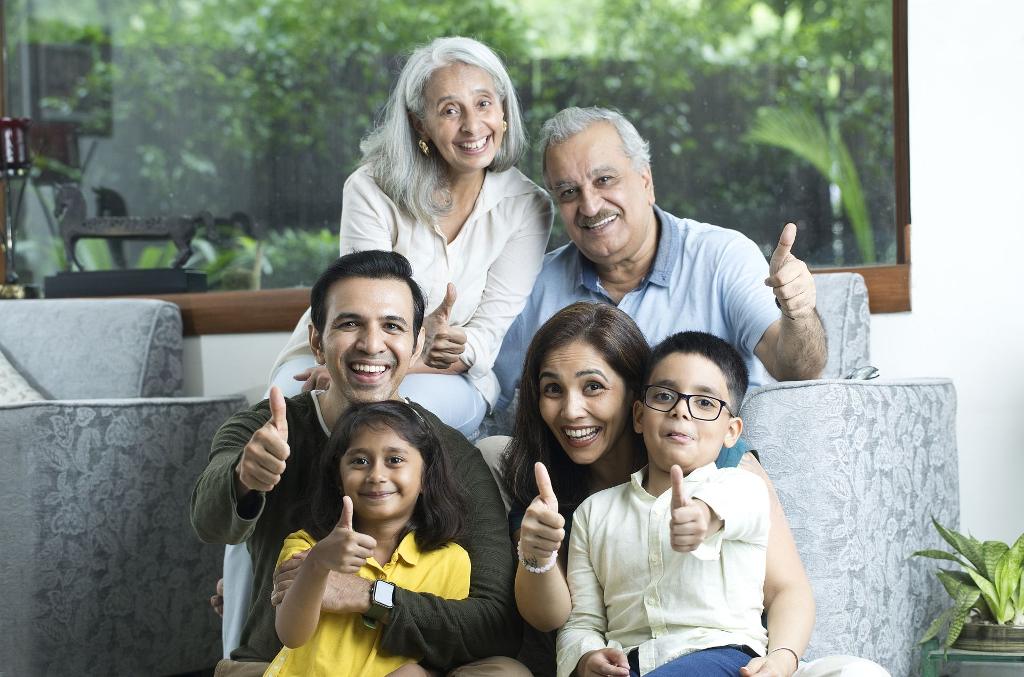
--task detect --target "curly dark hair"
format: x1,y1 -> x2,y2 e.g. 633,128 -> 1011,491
303,400 -> 465,551
499,302 -> 650,515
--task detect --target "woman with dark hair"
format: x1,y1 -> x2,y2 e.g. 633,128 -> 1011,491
270,35 -> 552,438
494,303 -> 886,677
269,400 -> 469,677
495,302 -> 652,671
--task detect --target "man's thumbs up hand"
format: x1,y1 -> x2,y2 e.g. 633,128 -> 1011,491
764,223 -> 816,320
235,386 -> 291,496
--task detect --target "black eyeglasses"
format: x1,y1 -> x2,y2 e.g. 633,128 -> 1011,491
641,385 -> 733,421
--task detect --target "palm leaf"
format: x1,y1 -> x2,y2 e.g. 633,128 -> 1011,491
746,107 -> 875,263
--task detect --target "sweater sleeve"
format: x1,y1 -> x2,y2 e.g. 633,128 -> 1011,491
379,412 -> 521,669
190,404 -> 271,544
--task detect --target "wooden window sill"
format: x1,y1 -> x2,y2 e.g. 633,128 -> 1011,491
147,264 -> 910,336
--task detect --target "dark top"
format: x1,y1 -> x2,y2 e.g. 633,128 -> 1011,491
190,393 -> 520,669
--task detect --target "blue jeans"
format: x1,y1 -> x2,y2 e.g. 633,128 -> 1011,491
629,646 -> 754,677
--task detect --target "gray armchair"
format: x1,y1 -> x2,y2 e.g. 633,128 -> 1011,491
0,299 -> 247,676
741,273 -> 958,676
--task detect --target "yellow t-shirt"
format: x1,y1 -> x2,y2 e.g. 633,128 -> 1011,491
264,529 -> 471,677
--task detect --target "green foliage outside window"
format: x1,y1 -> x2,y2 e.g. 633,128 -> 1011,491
7,0 -> 895,290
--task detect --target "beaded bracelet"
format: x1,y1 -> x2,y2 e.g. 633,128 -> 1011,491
517,539 -> 557,574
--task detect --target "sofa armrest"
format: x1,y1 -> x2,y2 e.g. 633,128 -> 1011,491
741,379 -> 957,675
0,395 -> 247,675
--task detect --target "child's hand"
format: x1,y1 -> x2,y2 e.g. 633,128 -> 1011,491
520,462 -> 564,566
669,464 -> 714,552
576,648 -> 630,676
311,496 -> 377,574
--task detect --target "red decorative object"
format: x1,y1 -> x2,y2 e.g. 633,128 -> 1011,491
0,117 -> 32,177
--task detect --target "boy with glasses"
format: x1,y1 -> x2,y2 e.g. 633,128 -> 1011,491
556,331 -> 801,677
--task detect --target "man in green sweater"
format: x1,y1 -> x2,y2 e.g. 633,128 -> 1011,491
191,250 -> 525,675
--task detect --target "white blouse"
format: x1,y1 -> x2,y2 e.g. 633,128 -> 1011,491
271,164 -> 553,407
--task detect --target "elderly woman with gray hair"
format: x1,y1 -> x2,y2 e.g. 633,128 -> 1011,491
270,35 -> 552,437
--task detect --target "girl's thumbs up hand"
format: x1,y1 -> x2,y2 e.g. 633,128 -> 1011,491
311,496 -> 378,574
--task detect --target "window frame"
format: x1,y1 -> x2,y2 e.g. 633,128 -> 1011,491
0,0 -> 910,334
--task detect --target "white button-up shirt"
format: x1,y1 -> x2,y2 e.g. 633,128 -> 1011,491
556,463 -> 770,677
272,164 -> 552,406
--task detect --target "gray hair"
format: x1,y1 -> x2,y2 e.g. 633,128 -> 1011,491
359,36 -> 527,224
539,107 -> 651,184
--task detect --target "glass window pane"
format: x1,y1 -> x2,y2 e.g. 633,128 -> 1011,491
4,0 -> 895,291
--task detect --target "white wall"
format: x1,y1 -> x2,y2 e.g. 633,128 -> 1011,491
870,0 -> 1024,544
186,0 -> 1024,545
183,332 -> 291,403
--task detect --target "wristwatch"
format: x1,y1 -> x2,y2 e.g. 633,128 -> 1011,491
362,579 -> 395,629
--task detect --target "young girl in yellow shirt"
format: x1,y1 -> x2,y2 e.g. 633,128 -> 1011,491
265,401 -> 470,677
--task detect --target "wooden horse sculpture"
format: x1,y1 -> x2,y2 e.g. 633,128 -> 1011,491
55,184 -> 210,270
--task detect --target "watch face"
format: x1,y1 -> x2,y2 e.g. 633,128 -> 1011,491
372,581 -> 395,608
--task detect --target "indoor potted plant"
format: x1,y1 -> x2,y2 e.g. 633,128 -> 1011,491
913,519 -> 1024,650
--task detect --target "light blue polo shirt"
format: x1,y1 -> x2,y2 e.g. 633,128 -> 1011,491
493,205 -> 779,411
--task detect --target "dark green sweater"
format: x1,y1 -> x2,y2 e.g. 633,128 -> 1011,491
190,393 -> 520,669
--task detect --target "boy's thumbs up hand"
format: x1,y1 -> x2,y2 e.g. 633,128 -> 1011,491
669,464 -> 712,553
235,386 -> 291,496
311,496 -> 377,574
520,462 -> 565,568
422,283 -> 467,369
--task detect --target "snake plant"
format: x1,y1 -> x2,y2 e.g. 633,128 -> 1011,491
913,519 -> 1024,647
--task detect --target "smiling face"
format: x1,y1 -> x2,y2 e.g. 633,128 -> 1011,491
414,62 -> 505,179
544,121 -> 658,269
310,276 -> 423,408
339,424 -> 424,529
633,352 -> 743,486
538,341 -> 635,469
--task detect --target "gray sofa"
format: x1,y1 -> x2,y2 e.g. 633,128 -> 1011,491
0,299 -> 247,676
740,273 -> 957,676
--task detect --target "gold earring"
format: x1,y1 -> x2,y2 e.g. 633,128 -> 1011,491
418,138 -> 430,156
501,120 -> 507,132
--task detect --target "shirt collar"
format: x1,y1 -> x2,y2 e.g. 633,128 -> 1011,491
629,460 -> 719,498
394,531 -> 421,566
575,204 -> 678,295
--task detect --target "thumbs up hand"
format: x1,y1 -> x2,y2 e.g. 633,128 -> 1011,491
235,386 -> 291,496
764,223 -> 816,321
669,464 -> 713,553
422,282 -> 468,369
311,496 -> 378,574
520,462 -> 565,566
